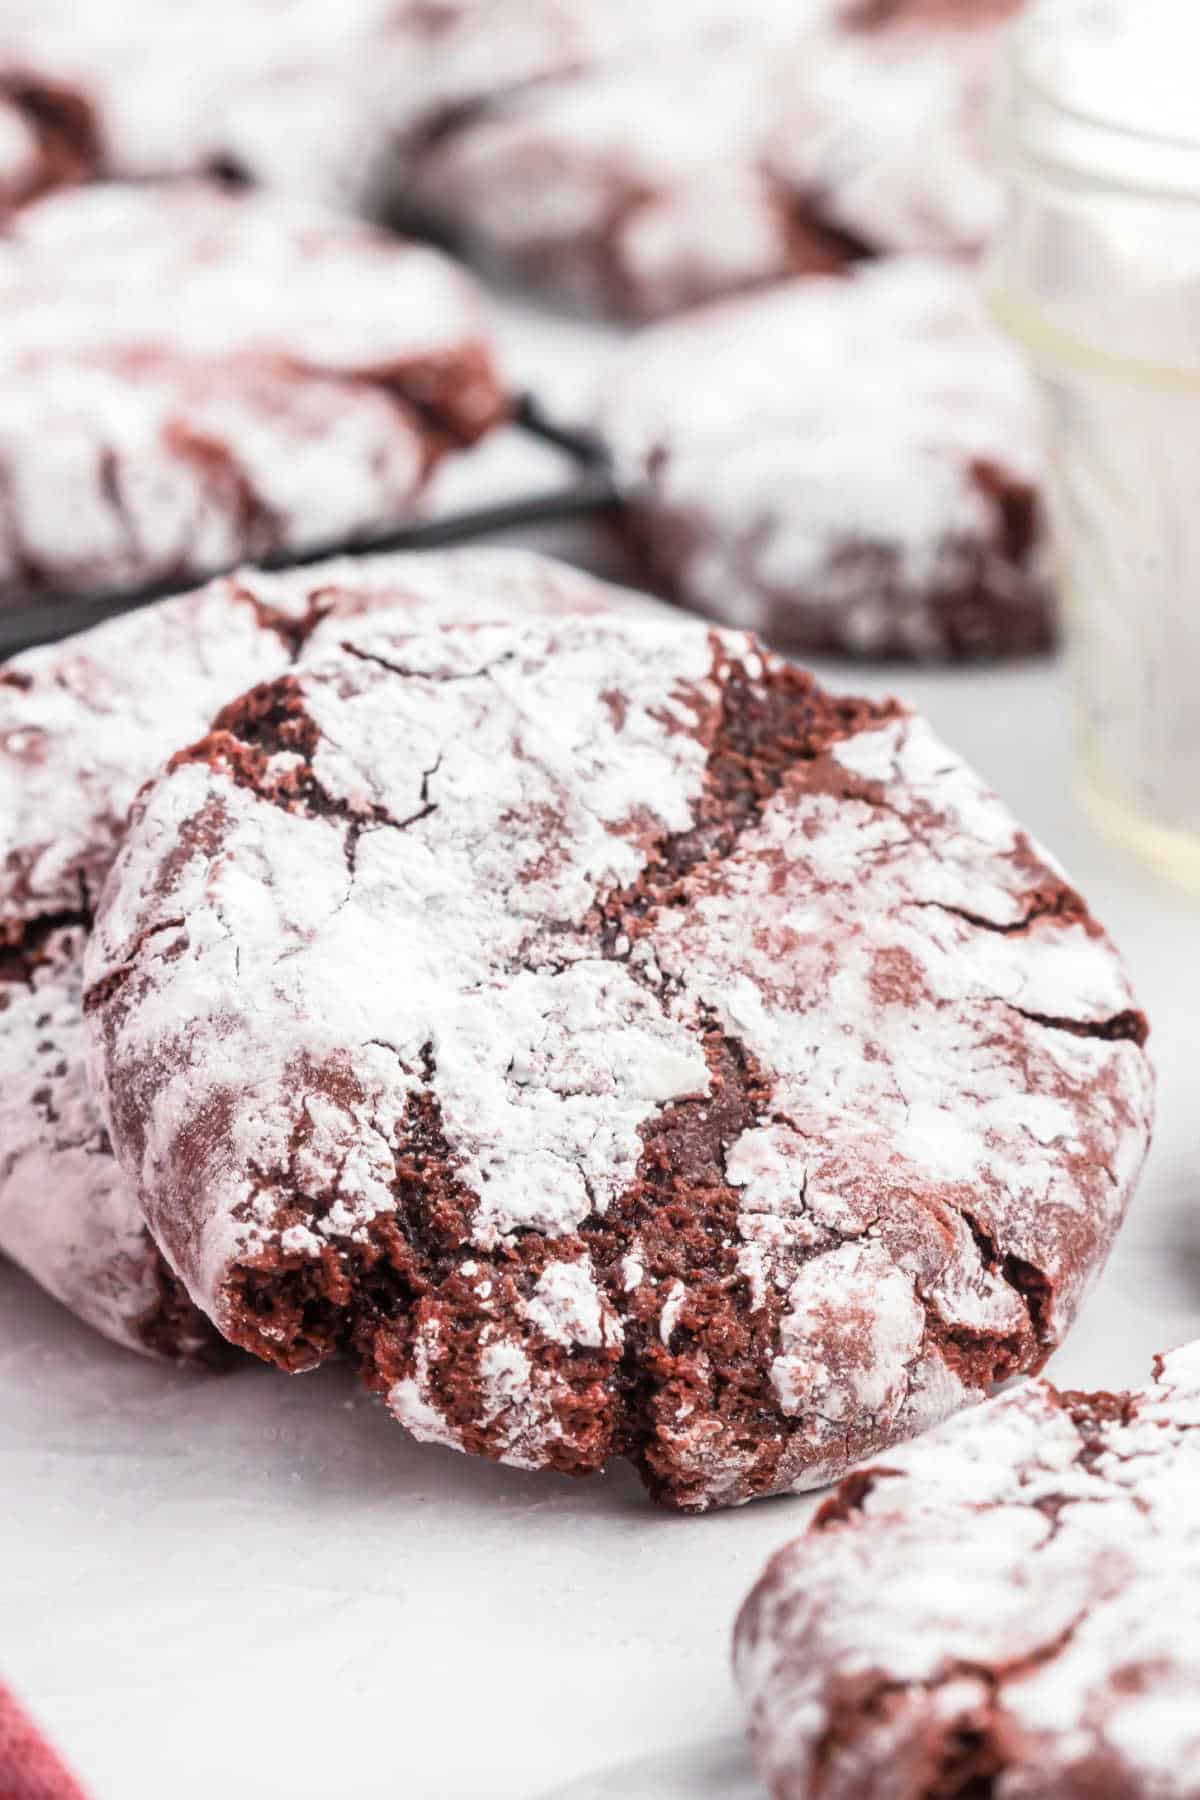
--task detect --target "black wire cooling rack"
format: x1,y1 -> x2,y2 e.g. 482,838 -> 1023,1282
0,396 -> 620,660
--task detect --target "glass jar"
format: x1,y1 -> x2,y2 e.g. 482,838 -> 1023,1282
989,0 -> 1200,888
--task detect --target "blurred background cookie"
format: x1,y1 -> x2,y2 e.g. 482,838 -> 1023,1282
603,259 -> 1050,659
0,180 -> 505,607
737,1341 -> 1200,1799
399,0 -> 1020,319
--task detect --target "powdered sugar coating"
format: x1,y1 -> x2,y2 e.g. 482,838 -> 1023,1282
403,0 -> 1022,319
403,33 -> 808,322
522,1260 -> 621,1351
604,257 -> 1052,660
0,925 -> 218,1359
0,548 -> 662,1357
765,2 -> 1022,262
736,1341 -> 1200,1799
0,180 -> 504,604
85,613 -> 1150,1506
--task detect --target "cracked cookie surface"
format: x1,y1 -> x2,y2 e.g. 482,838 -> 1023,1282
84,612 -> 1151,1504
0,179 -> 503,605
0,548 -> 658,1359
736,1340 -> 1200,1797
604,257 -> 1051,661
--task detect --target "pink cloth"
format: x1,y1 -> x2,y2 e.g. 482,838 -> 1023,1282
0,1684 -> 90,1800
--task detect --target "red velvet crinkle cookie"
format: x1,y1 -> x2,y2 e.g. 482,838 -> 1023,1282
0,0 -> 616,212
0,549 -> 658,1360
604,258 -> 1052,660
401,31 -> 811,323
402,0 -> 1024,319
0,179 -> 505,606
736,1342 -> 1200,1798
85,613 -> 1151,1507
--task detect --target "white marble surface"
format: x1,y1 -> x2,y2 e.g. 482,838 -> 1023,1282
4,518 -> 1200,1797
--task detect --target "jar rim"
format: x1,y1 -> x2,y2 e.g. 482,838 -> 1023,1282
1003,0 -> 1200,196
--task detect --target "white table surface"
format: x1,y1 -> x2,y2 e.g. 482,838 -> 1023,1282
4,309 -> 1200,1800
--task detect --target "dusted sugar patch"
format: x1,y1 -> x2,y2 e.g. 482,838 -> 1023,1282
761,0 -> 1025,270
402,0 -> 1022,319
604,257 -> 1052,661
85,614 -> 1151,1507
0,179 -> 504,605
401,34 -> 821,322
0,548 -> 661,1360
736,1341 -> 1200,1798
1,920 -> 224,1363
